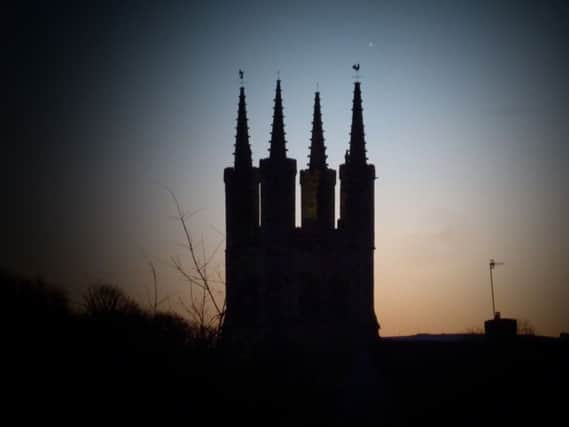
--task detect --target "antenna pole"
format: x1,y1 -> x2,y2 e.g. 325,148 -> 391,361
489,261 -> 496,318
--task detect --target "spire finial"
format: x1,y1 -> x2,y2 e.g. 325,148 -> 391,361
269,79 -> 287,160
238,69 -> 244,85
352,63 -> 361,81
348,79 -> 367,165
234,84 -> 252,170
308,91 -> 327,170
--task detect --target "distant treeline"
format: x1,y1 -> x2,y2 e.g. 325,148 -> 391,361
1,269 -> 224,422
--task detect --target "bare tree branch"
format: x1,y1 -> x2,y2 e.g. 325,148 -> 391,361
163,186 -> 226,335
168,189 -> 223,316
148,260 -> 159,314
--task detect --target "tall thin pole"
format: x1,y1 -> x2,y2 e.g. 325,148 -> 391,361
489,259 -> 504,318
489,261 -> 496,318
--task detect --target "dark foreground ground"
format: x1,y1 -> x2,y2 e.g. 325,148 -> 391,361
8,327 -> 568,426
3,273 -> 567,426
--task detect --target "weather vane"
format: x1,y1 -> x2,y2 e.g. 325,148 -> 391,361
352,63 -> 361,81
239,69 -> 244,85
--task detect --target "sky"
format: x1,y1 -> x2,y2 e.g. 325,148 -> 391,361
6,0 -> 569,336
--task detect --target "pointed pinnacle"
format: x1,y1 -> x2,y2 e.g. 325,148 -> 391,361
349,81 -> 367,165
269,79 -> 287,160
234,85 -> 252,170
308,91 -> 327,170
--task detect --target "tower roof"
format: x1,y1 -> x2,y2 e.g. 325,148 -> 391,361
308,91 -> 327,170
234,85 -> 252,170
348,81 -> 367,165
269,79 -> 287,160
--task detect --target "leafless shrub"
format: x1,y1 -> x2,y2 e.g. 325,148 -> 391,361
165,188 -> 226,339
82,283 -> 141,317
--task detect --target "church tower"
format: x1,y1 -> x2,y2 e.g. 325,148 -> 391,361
300,91 -> 336,232
223,74 -> 379,344
258,80 -> 298,330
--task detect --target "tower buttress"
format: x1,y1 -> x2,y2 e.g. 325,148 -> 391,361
259,80 -> 297,238
339,81 -> 375,244
224,83 -> 259,248
224,82 -> 260,334
300,91 -> 336,232
338,79 -> 379,337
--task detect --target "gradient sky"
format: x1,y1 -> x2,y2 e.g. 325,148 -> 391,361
6,0 -> 569,336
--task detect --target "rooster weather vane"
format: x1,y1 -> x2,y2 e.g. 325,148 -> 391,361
352,63 -> 361,80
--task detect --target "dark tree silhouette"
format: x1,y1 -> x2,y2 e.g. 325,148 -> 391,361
82,282 -> 141,318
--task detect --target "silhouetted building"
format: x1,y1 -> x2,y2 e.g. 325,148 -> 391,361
224,79 -> 379,345
484,312 -> 517,340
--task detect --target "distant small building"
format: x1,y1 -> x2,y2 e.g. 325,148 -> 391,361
484,312 -> 517,339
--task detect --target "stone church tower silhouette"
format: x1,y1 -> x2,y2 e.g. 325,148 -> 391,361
224,78 -> 379,344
